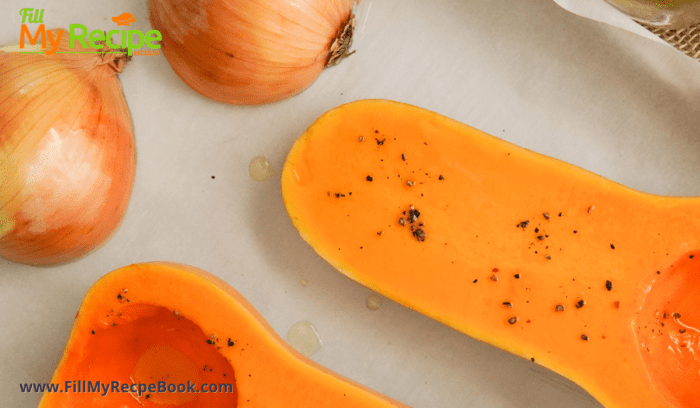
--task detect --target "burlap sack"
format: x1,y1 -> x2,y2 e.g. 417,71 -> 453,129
639,21 -> 700,60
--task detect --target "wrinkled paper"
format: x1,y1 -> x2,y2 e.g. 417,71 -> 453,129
552,0 -> 667,45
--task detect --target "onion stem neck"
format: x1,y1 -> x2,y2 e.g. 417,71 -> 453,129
327,13 -> 356,67
94,37 -> 132,73
102,51 -> 131,73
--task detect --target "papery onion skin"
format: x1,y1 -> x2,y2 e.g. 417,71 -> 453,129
148,0 -> 356,105
0,29 -> 136,266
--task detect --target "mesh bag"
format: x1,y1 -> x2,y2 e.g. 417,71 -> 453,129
638,21 -> 700,61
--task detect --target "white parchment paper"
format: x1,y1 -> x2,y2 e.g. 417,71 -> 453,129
1,0 -> 699,407
552,0 -> 668,44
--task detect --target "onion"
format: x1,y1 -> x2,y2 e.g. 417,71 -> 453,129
148,0 -> 357,104
0,29 -> 136,266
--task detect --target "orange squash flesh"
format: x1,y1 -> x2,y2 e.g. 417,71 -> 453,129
39,262 -> 409,408
281,99 -> 700,408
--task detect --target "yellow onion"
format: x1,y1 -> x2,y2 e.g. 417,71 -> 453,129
0,29 -> 136,266
148,0 -> 357,104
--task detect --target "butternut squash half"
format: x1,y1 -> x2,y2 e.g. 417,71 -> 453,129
281,99 -> 700,408
38,262 -> 408,408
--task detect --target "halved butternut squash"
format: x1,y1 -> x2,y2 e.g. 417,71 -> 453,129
38,262 -> 408,407
281,99 -> 700,408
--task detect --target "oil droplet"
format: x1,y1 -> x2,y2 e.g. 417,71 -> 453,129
249,156 -> 274,181
287,321 -> 322,356
366,294 -> 382,311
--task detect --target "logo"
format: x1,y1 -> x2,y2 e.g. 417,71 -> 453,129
16,8 -> 161,56
111,13 -> 136,27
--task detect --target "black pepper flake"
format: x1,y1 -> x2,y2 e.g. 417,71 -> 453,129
576,299 -> 586,309
543,212 -> 550,220
503,302 -> 513,308
413,228 -> 427,242
581,334 -> 589,341
531,358 -> 535,362
473,279 -> 478,283
690,255 -> 695,259
438,175 -> 444,180
514,274 -> 520,279
206,339 -> 214,345
227,338 -> 235,347
335,193 -> 340,198
680,329 -> 687,334
91,330 -> 95,334
358,136 -> 364,142
546,255 -> 551,260
672,312 -> 681,319
537,235 -> 545,240
401,154 -> 406,161
518,220 -> 530,229
366,175 -> 373,182
375,138 -> 385,145
558,212 -> 562,217
377,231 -> 385,236
573,230 -> 578,234
534,228 -> 539,233
508,317 -> 519,324
146,394 -> 151,399
555,304 -> 565,312
490,274 -> 499,282
117,293 -> 123,300
610,244 -> 615,250
605,280 -> 613,291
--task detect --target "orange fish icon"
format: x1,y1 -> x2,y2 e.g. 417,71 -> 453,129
112,13 -> 136,26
